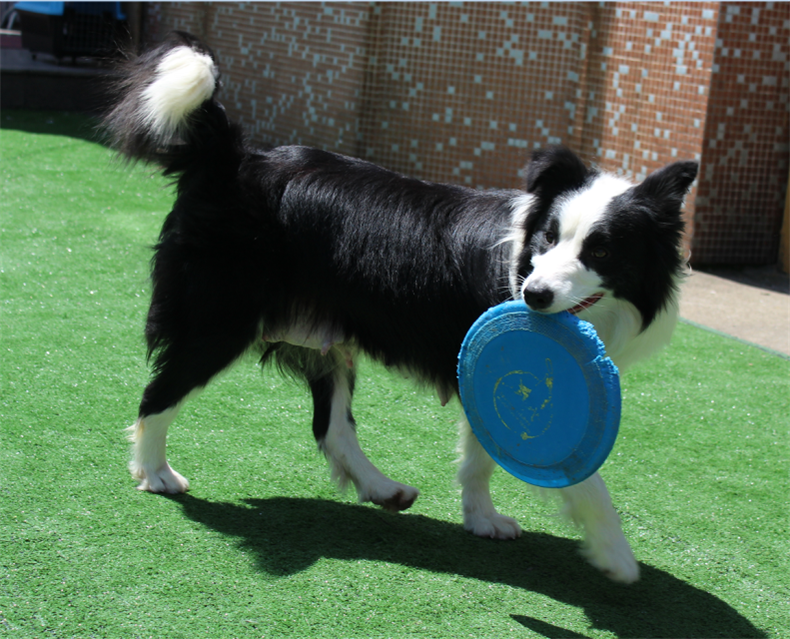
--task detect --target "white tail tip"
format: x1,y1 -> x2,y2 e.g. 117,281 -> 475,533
141,46 -> 218,142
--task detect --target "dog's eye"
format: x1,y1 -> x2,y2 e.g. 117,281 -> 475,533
544,231 -> 557,245
591,247 -> 610,259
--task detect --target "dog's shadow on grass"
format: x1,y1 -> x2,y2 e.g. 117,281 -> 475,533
167,494 -> 765,639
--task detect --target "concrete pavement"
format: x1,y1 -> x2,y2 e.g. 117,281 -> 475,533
679,266 -> 789,357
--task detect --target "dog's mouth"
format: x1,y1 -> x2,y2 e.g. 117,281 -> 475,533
567,293 -> 604,315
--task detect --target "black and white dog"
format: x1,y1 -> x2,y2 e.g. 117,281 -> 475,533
103,32 -> 697,583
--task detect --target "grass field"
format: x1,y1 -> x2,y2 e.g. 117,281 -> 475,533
2,110 -> 788,638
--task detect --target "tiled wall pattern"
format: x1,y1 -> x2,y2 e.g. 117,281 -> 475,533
358,2 -> 590,190
143,2 -> 789,265
357,1 -> 721,242
213,2 -> 370,154
143,1 -> 205,41
572,2 -> 720,240
693,2 -> 790,264
144,2 -> 371,155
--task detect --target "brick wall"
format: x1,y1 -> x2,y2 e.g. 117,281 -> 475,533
572,3 -> 721,242
142,1 -> 789,266
693,2 -> 789,264
144,2 -> 370,157
358,2 -> 591,190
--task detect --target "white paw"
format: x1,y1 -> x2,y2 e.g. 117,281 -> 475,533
360,481 -> 420,512
581,534 -> 640,584
131,462 -> 190,494
464,512 -> 522,540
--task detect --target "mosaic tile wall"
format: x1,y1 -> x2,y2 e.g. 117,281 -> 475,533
357,0 -> 721,244
358,2 -> 591,190
143,2 -> 789,265
571,2 -> 720,243
693,2 -> 789,264
144,2 -> 371,156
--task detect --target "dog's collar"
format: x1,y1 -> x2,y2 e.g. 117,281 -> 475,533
567,293 -> 604,315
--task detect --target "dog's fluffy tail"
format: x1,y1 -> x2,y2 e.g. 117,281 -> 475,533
102,31 -> 229,167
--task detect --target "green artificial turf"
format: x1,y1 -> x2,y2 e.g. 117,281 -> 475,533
2,110 -> 788,638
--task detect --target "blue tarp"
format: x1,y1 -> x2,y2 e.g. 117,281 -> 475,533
14,2 -> 126,20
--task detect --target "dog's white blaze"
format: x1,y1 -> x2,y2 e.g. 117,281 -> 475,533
523,174 -> 632,313
507,193 -> 535,298
557,173 -> 632,242
141,46 -> 217,142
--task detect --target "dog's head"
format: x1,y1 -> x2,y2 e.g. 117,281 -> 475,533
512,147 -> 697,329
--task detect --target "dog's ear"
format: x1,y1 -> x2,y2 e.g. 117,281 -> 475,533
524,147 -> 588,197
634,161 -> 698,207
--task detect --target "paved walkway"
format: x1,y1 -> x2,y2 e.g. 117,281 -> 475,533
680,266 -> 789,356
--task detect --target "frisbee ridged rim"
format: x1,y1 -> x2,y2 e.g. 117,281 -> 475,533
457,301 -> 620,488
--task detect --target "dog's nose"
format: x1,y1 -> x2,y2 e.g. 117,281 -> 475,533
523,285 -> 554,311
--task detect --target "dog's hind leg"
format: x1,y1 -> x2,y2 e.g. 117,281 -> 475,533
457,417 -> 522,539
555,473 -> 639,583
130,318 -> 258,493
309,359 -> 420,512
128,396 -> 195,493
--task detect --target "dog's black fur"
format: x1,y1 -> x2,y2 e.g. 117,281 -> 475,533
103,32 -> 698,582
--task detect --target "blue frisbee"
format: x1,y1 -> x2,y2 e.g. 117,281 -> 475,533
457,300 -> 620,488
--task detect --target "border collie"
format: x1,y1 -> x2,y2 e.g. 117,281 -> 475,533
103,32 -> 697,584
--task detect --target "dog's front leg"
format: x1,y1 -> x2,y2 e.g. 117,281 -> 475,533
457,418 -> 522,539
310,364 -> 420,512
555,473 -> 640,583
